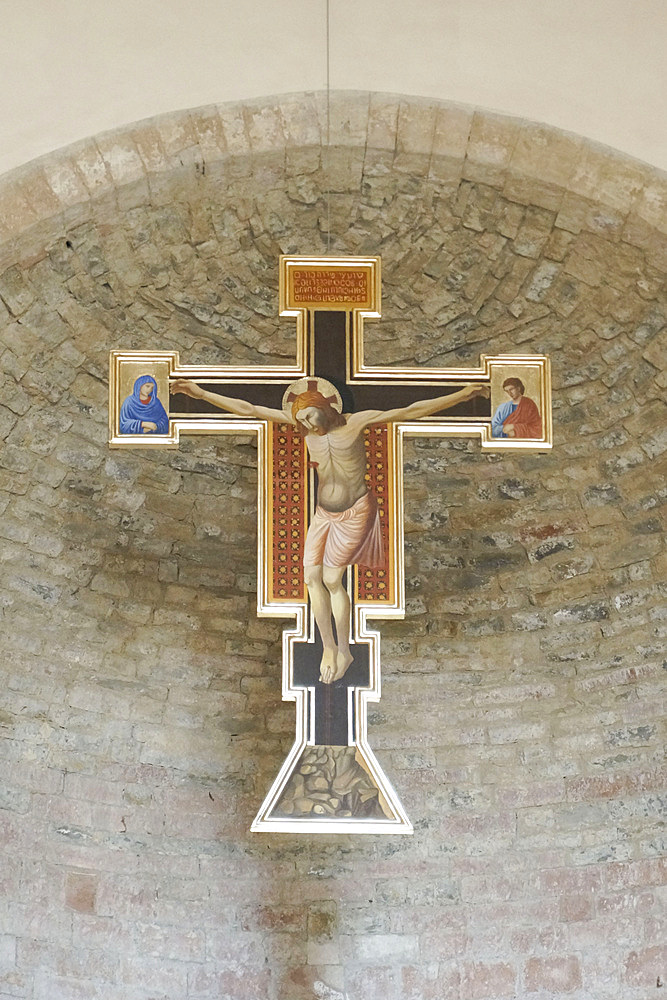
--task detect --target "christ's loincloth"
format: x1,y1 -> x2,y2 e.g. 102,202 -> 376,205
303,491 -> 384,569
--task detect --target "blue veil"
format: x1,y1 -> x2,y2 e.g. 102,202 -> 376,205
119,375 -> 169,434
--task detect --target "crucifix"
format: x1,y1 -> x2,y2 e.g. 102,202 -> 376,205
109,256 -> 552,834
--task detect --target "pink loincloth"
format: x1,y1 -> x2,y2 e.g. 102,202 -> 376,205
303,491 -> 384,569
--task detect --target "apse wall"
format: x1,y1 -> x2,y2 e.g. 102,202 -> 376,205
0,93 -> 665,1000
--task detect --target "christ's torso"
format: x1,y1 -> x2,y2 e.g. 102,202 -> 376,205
305,421 -> 367,512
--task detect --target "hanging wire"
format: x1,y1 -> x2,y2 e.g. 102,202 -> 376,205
325,0 -> 331,254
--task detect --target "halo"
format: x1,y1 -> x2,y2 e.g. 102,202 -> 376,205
282,377 -> 343,418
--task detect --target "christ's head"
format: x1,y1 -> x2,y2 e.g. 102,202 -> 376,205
502,377 -> 524,402
292,390 -> 346,436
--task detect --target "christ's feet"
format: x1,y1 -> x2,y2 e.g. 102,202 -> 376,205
319,647 -> 354,683
328,648 -> 353,683
336,648 -> 354,679
319,647 -> 337,684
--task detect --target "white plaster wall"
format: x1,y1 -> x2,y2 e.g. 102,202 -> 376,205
1,0 -> 666,175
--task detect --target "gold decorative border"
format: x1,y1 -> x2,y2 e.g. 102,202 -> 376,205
108,351 -> 180,448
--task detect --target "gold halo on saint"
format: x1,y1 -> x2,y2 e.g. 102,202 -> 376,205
282,377 -> 343,420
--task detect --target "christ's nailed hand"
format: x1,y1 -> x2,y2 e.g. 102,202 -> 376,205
170,378 -> 204,399
467,383 -> 490,399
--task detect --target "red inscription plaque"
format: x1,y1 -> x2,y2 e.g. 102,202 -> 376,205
287,266 -> 373,310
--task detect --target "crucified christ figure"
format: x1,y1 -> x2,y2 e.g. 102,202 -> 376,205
171,377 -> 489,684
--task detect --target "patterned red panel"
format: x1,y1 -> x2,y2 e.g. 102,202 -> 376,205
271,423 -> 307,602
357,423 -> 392,603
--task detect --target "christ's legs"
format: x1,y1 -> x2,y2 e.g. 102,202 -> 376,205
304,564 -> 337,682
323,565 -> 353,682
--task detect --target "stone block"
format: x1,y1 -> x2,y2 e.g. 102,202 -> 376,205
513,206 -> 555,258
325,92 -> 370,148
65,870 -> 99,914
570,144 -> 649,214
464,111 -> 521,187
216,103 -> 252,157
131,123 -> 170,173
460,961 -> 517,1000
510,122 -> 583,189
95,134 -> 145,190
66,141 -> 110,198
432,103 -> 473,164
281,93 -> 321,148
366,94 -> 400,152
0,934 -> 16,979
503,175 -> 566,213
0,265 -> 35,316
394,100 -> 438,175
524,955 -> 582,993
188,107 -> 229,161
307,939 -> 341,966
153,111 -> 199,164
17,166 -> 62,220
632,178 -> 667,238
243,102 -> 287,155
0,186 -> 39,238
348,933 -> 419,965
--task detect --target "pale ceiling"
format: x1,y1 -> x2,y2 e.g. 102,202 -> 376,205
1,0 -> 665,176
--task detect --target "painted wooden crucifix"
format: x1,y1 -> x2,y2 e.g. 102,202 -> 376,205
109,256 -> 552,834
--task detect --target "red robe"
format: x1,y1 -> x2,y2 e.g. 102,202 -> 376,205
503,395 -> 542,438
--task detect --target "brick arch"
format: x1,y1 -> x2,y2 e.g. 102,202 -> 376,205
1,92 -> 666,259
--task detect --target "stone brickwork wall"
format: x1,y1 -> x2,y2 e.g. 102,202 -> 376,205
0,94 -> 665,1000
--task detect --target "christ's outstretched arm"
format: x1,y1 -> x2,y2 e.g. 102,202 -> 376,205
345,382 -> 490,431
170,379 -> 288,423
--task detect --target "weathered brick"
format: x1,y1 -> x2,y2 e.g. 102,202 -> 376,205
623,945 -> 667,989
64,870 -> 99,914
524,955 -> 582,993
559,893 -> 594,922
460,961 -> 516,1000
